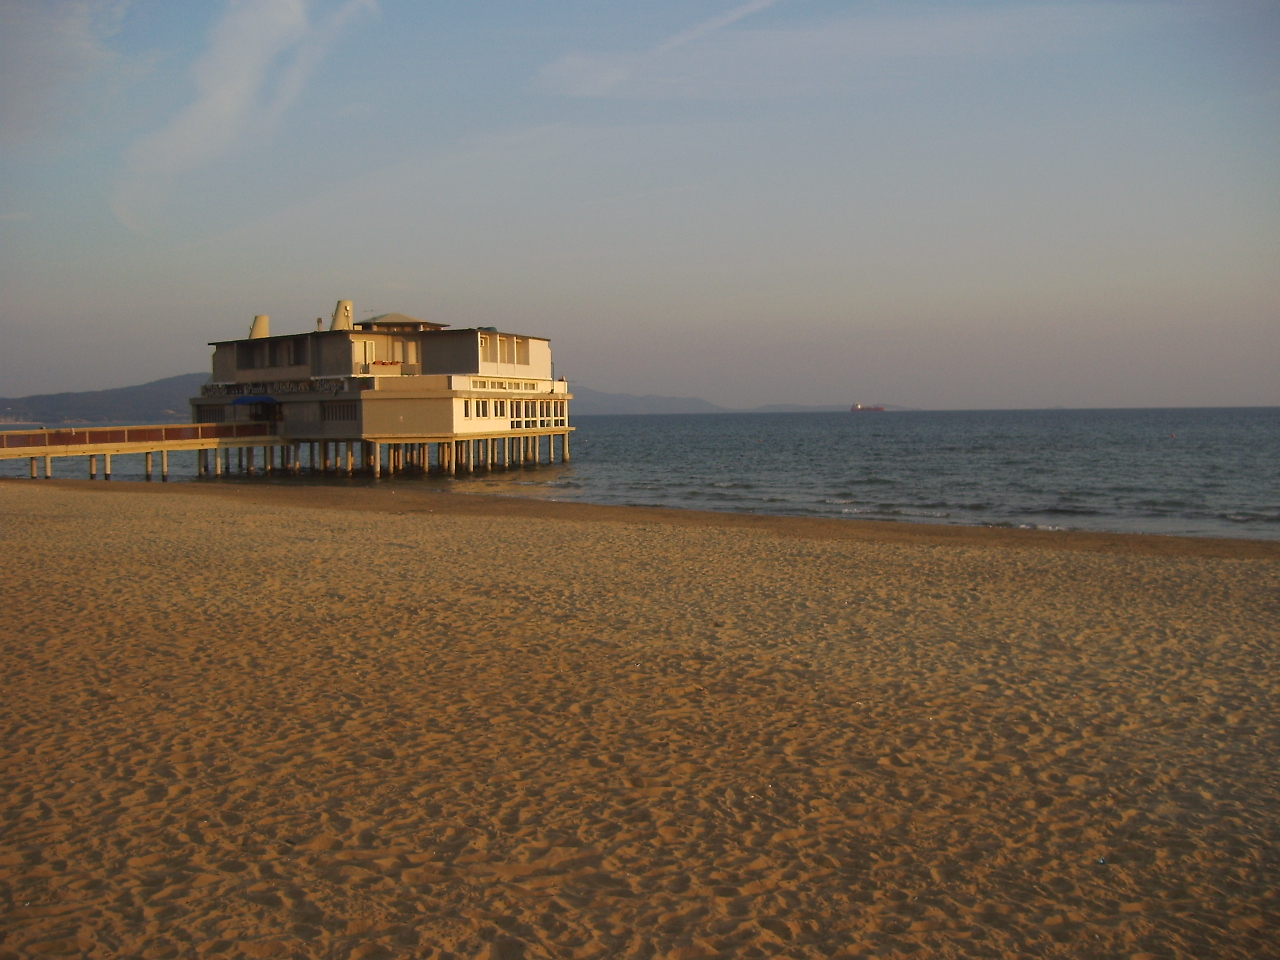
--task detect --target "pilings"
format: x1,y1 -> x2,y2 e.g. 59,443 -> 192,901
10,432 -> 569,482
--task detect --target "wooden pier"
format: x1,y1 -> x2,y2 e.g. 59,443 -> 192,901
0,423 -> 570,480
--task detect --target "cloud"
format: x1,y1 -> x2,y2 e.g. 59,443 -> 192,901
536,2 -> 1181,101
0,0 -> 126,147
110,0 -> 375,232
536,0 -> 785,98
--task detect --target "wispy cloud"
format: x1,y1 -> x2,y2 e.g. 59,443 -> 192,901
536,2 -> 1181,101
111,0 -> 375,232
535,0 -> 786,98
0,0 -> 128,147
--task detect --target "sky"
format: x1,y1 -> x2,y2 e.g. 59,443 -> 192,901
1,0 -> 1277,409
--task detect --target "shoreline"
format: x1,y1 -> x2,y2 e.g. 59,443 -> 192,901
4,475 -> 1278,560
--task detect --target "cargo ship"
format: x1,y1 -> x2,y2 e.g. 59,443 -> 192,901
850,403 -> 886,412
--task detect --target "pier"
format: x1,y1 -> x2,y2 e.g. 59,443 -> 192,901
0,422 -> 569,479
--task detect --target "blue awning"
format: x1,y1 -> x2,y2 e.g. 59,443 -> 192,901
231,396 -> 279,405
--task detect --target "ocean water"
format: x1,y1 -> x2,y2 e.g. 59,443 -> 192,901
3,408 -> 1277,539
477,408 -> 1280,540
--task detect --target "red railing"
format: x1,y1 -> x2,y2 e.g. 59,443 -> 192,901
0,422 -> 275,450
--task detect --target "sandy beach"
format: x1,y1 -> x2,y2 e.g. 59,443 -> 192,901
1,479 -> 1276,960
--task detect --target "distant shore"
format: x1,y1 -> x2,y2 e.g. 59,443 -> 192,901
2,481 -> 1276,958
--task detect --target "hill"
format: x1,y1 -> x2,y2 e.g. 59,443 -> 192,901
0,374 -> 886,424
0,373 -> 208,425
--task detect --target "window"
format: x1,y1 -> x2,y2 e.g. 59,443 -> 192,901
494,400 -> 506,418
268,341 -> 283,366
524,382 -> 536,390
291,338 -> 308,366
473,379 -> 487,389
516,337 -> 529,365
477,400 -> 489,418
353,341 -> 375,371
322,401 -> 358,422
408,340 -> 419,365
195,405 -> 225,423
463,399 -> 471,418
393,340 -> 405,363
499,336 -> 514,364
236,342 -> 263,370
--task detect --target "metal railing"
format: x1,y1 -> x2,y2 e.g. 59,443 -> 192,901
0,422 -> 276,451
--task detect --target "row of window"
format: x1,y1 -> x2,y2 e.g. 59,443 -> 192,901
237,338 -> 308,370
463,399 -> 566,419
353,340 -> 421,365
478,335 -> 530,365
471,379 -> 538,390
322,401 -> 358,422
196,398 -> 561,427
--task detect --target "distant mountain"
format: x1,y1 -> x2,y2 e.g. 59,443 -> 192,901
747,403 -> 853,413
570,387 -> 888,415
0,373 -> 894,424
0,373 -> 208,425
569,385 -> 731,415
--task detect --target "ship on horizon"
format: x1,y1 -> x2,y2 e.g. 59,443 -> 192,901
850,403 -> 887,412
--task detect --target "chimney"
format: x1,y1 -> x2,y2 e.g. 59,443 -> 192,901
330,300 -> 354,331
248,315 -> 270,339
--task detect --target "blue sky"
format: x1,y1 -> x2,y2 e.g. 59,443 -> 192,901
2,0 -> 1277,407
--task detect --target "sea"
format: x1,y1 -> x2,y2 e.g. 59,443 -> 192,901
3,408 -> 1277,540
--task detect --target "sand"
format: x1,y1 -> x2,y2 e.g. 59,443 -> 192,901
1,479 -> 1277,960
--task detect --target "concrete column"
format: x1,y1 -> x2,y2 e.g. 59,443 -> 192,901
104,453 -> 112,480
346,442 -> 354,476
215,448 -> 223,476
29,457 -> 37,479
161,450 -> 169,482
373,442 -> 381,478
247,446 -> 256,476
563,432 -> 570,462
145,451 -> 154,481
90,455 -> 97,479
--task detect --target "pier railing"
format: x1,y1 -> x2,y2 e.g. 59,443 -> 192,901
0,422 -> 275,451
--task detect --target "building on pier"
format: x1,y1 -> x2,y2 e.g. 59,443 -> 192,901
188,300 -> 573,475
0,300 -> 572,479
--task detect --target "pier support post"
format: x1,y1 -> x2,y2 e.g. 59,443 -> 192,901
145,451 -> 153,481
247,447 -> 255,476
346,442 -> 354,476
198,449 -> 206,476
161,450 -> 169,482
104,453 -> 112,480
215,448 -> 223,476
563,432 -> 570,462
373,442 -> 381,478
89,455 -> 97,479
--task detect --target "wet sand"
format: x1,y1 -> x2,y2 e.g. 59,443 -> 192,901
1,479 -> 1277,959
